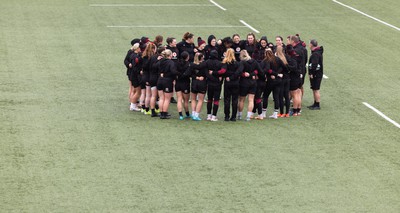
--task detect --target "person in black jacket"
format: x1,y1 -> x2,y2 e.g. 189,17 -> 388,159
243,33 -> 257,60
177,32 -> 195,62
286,45 -> 302,116
262,49 -> 285,119
253,36 -> 268,62
196,37 -> 207,56
290,35 -> 307,101
213,48 -> 241,121
128,43 -> 142,112
232,34 -> 244,61
192,50 -> 222,121
205,35 -> 218,60
186,52 -> 207,121
238,50 -> 261,121
124,39 -> 140,111
141,43 -> 157,115
276,46 -> 293,117
166,37 -> 179,63
149,47 -> 165,117
175,51 -> 191,120
307,39 -> 324,110
156,49 -> 180,119
218,37 -> 233,61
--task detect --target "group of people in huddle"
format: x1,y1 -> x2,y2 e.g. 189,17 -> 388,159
123,32 -> 324,121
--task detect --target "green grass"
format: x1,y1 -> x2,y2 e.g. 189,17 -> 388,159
1,0 -> 400,212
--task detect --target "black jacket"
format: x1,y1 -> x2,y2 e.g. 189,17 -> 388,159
124,49 -> 134,76
239,59 -> 261,87
155,58 -> 180,80
214,61 -> 241,86
177,41 -> 195,62
308,46 -> 324,78
293,42 -> 307,75
232,40 -> 245,61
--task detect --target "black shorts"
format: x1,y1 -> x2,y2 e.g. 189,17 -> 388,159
310,77 -> 322,90
129,72 -> 140,88
300,71 -> 306,86
290,79 -> 301,91
157,78 -> 174,93
175,81 -> 190,94
239,85 -> 256,97
140,75 -> 149,89
149,76 -> 158,87
191,80 -> 207,94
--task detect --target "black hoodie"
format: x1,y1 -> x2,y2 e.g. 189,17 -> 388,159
308,46 -> 324,78
192,50 -> 222,86
155,58 -> 180,80
205,35 -> 219,60
238,59 -> 261,87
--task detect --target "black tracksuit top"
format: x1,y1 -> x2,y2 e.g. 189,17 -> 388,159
176,60 -> 191,84
265,57 -> 284,82
192,59 -> 222,86
156,58 -> 179,80
239,59 -> 261,87
308,46 -> 324,78
124,49 -> 134,75
129,52 -> 142,75
177,41 -> 195,62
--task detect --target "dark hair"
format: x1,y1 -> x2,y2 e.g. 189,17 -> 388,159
275,36 -> 283,41
290,35 -> 299,43
183,32 -> 194,40
232,34 -> 240,39
310,39 -> 318,47
166,37 -> 175,45
157,46 -> 166,54
153,35 -> 163,44
286,44 -> 296,56
180,51 -> 189,60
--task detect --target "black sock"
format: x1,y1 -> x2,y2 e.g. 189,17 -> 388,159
179,112 -> 183,116
185,111 -> 190,116
151,109 -> 156,114
155,105 -> 159,110
315,102 -> 320,107
145,107 -> 149,112
141,104 -> 145,109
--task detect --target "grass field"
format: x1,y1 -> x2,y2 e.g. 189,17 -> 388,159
1,0 -> 400,212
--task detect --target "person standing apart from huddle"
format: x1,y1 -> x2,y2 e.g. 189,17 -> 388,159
308,39 -> 324,110
156,49 -> 180,119
128,43 -> 142,111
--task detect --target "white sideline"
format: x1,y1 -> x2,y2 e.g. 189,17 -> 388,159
332,0 -> 400,31
362,102 -> 400,129
239,20 -> 260,33
107,25 -> 247,28
323,75 -> 329,79
90,4 -> 213,7
209,0 -> 226,11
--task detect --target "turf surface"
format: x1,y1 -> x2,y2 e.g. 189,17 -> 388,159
1,0 -> 400,211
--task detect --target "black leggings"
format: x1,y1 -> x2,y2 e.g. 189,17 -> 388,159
263,80 -> 281,110
224,83 -> 239,119
207,84 -> 222,116
279,79 -> 290,114
253,83 -> 266,115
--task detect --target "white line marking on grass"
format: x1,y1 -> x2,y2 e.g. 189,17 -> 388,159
363,102 -> 400,129
209,0 -> 226,11
323,74 -> 329,79
90,4 -> 214,7
239,20 -> 260,33
332,0 -> 400,31
107,25 -> 247,28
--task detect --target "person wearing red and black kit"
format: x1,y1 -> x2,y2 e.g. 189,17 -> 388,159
141,43 -> 157,115
252,53 -> 268,119
213,48 -> 241,121
243,33 -> 257,60
218,37 -> 233,61
204,35 -> 218,60
238,50 -> 261,121
128,43 -> 143,112
177,32 -> 195,62
253,36 -> 268,62
124,39 -> 140,111
166,37 -> 179,63
307,39 -> 324,110
290,35 -> 307,99
192,50 -> 222,121
196,37 -> 207,56
185,52 -> 207,121
156,49 -> 180,119
276,45 -> 293,117
175,51 -> 191,120
232,34 -> 244,61
286,44 -> 302,116
262,49 -> 285,119
273,36 -> 286,54
148,47 -> 165,117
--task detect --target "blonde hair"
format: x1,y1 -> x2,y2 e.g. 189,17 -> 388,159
275,46 -> 288,65
194,52 -> 204,64
132,43 -> 140,51
161,49 -> 172,58
240,50 -> 251,61
222,48 -> 235,64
